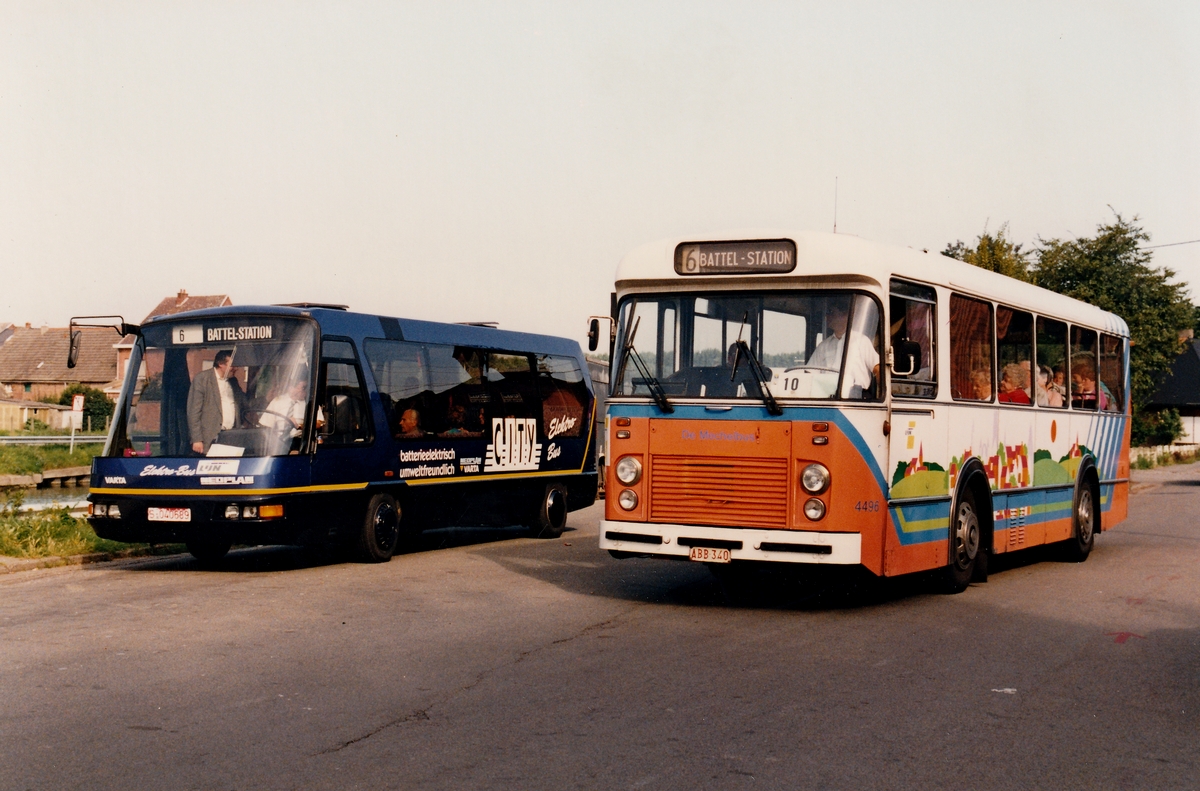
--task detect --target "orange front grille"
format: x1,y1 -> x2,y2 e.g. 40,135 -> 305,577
650,455 -> 788,528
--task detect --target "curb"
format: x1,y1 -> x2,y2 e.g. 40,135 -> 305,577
0,546 -> 185,574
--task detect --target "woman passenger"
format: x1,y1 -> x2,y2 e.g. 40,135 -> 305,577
997,363 -> 1031,404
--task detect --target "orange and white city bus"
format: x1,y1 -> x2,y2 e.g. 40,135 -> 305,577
592,231 -> 1129,591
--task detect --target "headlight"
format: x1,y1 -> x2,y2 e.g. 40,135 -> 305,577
225,505 -> 240,520
242,505 -> 258,519
617,490 -> 639,510
92,504 -> 107,517
107,504 -> 121,519
615,456 -> 643,485
803,498 -> 826,521
801,463 -> 830,494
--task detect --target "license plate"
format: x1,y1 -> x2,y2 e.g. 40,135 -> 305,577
689,546 -> 731,563
147,507 -> 191,522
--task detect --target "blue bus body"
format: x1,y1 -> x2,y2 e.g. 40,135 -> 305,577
87,306 -> 597,559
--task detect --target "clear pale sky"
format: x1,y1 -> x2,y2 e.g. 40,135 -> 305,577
2,2 -> 1197,347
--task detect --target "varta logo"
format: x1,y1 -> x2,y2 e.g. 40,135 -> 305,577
104,476 -> 127,485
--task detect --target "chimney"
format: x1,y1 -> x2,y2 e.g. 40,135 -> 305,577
25,322 -> 31,329
177,289 -> 189,307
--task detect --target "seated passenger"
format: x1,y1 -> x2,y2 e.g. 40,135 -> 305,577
1035,365 -> 1063,407
970,369 -> 992,401
1070,358 -> 1110,409
997,364 -> 1031,404
397,408 -> 425,439
439,402 -> 482,438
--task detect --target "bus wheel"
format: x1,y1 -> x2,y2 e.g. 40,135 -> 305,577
942,493 -> 980,593
187,539 -> 232,564
357,494 -> 400,563
529,483 -> 569,539
1062,480 -> 1096,562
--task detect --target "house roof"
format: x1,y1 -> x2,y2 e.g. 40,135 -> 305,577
117,290 -> 233,346
0,326 -> 119,384
1148,340 -> 1200,408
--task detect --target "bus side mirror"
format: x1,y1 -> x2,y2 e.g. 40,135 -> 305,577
587,318 -> 600,352
67,330 -> 81,369
889,340 -> 922,376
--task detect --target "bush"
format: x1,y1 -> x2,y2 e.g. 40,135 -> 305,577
57,384 -> 114,428
1131,407 -> 1183,447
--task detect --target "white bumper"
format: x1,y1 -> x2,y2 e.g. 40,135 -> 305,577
599,520 -> 861,565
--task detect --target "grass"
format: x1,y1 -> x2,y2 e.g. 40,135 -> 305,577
0,444 -> 99,475
1131,448 -> 1198,470
0,491 -> 132,558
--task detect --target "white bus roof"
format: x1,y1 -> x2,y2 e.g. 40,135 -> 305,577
615,230 -> 1129,337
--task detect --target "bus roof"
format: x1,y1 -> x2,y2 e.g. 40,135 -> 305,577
616,230 -> 1129,337
141,305 -> 586,357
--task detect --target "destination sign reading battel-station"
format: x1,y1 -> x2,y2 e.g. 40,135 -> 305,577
674,239 -> 797,275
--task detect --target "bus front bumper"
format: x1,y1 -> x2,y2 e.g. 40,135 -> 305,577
599,520 -> 861,565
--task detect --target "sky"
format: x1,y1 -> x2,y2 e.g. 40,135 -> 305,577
2,1 -> 1197,348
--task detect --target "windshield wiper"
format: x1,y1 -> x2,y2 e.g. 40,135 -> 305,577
730,313 -> 783,416
617,315 -> 673,413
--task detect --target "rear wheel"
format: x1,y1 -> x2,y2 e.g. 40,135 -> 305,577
1062,480 -> 1096,562
356,494 -> 400,563
186,539 -> 232,564
942,492 -> 980,593
529,483 -> 569,538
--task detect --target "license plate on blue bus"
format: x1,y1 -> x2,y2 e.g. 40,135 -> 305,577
148,507 -> 191,522
689,546 -> 731,563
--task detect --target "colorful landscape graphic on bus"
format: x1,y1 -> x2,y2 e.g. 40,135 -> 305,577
891,439 -> 1090,499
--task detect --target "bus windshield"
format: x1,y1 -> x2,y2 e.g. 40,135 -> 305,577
613,291 -> 882,401
111,317 -> 317,458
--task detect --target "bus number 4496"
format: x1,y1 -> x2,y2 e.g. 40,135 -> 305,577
854,500 -> 880,512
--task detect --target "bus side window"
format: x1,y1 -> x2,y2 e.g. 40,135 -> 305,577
996,306 -> 1034,405
362,339 -> 428,437
889,280 -> 936,399
486,353 -> 536,422
318,343 -> 373,445
1099,334 -> 1125,412
949,294 -> 993,402
537,355 -> 588,439
1070,327 -> 1100,410
1035,317 -> 1068,409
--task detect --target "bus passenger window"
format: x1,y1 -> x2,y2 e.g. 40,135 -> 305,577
319,360 -> 372,445
487,353 -> 536,422
950,294 -> 993,402
1070,327 -> 1100,410
537,355 -> 588,439
1035,317 -> 1068,408
1099,334 -> 1125,412
889,280 -> 936,398
996,306 -> 1033,405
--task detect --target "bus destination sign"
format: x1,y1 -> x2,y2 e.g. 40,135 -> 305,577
675,239 -> 797,276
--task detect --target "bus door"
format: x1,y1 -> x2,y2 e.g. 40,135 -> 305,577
884,281 -> 948,575
311,338 -> 375,487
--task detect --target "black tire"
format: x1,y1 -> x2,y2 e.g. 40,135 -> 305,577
187,539 -> 232,564
356,493 -> 400,563
942,491 -> 980,593
1061,477 -> 1097,562
529,483 -> 569,539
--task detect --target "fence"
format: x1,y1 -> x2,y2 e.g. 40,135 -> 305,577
1130,444 -> 1199,468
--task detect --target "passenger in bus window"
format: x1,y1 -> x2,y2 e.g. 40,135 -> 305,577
970,369 -> 992,401
187,349 -> 246,454
806,302 -> 879,398
1070,357 -> 1109,410
997,364 -> 1030,404
398,408 -> 425,438
439,400 -> 482,438
1035,365 -> 1064,407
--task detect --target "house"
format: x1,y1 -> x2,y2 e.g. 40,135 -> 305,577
1145,336 -> 1200,444
107,290 -> 233,399
0,324 -> 119,403
0,398 -> 73,431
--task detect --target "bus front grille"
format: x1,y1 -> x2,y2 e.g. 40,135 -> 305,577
649,455 -> 788,528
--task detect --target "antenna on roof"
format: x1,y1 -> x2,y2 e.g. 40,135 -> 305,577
833,177 -> 838,234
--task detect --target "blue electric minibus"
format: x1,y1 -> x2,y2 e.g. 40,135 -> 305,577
76,305 -> 597,562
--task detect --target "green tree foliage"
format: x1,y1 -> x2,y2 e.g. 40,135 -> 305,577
943,222 -> 1033,282
1131,407 -> 1183,447
57,384 -> 114,428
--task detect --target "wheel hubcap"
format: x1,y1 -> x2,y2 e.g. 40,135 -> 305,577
952,501 -> 979,569
1078,489 -> 1093,542
546,489 -> 566,529
373,502 -> 398,550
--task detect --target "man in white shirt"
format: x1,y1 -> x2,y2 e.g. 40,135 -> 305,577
806,301 -> 880,399
259,379 -> 308,437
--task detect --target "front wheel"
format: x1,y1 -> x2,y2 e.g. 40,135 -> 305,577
356,494 -> 400,563
187,539 -> 232,565
1061,480 -> 1096,562
942,493 -> 980,593
529,483 -> 569,539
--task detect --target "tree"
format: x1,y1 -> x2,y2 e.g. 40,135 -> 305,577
943,222 -> 1033,282
58,384 -> 114,430
1034,213 -> 1192,443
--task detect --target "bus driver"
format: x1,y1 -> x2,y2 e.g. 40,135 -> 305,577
805,301 -> 880,398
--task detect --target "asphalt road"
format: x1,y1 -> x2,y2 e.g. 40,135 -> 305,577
2,469 -> 1198,791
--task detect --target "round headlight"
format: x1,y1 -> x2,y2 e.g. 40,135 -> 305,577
803,497 -> 826,521
801,463 -> 830,494
615,456 -> 642,485
617,489 -> 639,511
